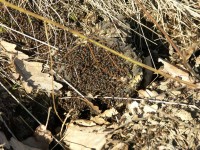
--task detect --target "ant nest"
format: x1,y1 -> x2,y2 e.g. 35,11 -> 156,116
55,16 -> 143,98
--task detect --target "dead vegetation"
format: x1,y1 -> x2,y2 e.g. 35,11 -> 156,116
0,0 -> 200,149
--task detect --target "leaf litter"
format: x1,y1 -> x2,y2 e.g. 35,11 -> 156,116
0,124 -> 52,150
0,40 -> 62,93
1,29 -> 200,150
0,0 -> 200,149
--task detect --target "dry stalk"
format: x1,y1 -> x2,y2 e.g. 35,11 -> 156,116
44,22 -> 64,122
0,23 -> 58,50
0,0 -> 197,89
135,0 -> 200,80
0,80 -> 66,149
60,96 -> 200,111
53,72 -> 101,114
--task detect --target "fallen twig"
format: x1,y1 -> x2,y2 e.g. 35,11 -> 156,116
0,0 -> 197,88
135,0 -> 200,80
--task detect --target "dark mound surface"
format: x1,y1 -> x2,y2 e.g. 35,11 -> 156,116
55,43 -> 142,97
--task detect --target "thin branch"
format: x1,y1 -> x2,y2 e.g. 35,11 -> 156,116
0,80 -> 66,149
53,71 -> 101,114
0,0 -> 197,88
60,96 -> 200,111
0,23 -> 58,50
135,0 -> 200,79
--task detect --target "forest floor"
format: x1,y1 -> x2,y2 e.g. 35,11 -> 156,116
0,0 -> 200,149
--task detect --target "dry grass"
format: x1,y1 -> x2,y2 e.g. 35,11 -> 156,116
1,0 -> 199,52
0,0 -> 200,149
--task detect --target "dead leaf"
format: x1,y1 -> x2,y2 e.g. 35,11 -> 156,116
158,145 -> 176,150
74,119 -> 96,127
0,40 -> 63,93
91,116 -> 109,125
171,90 -> 181,95
127,101 -> 139,114
63,123 -> 108,150
14,58 -> 62,93
90,108 -> 118,125
99,108 -> 118,118
158,58 -> 193,82
0,40 -> 29,60
147,117 -> 159,125
159,79 -> 170,91
138,89 -> 165,100
120,112 -> 134,124
138,89 -> 157,98
174,109 -> 193,121
143,104 -> 158,113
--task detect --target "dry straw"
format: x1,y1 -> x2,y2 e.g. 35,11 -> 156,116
0,0 -> 197,88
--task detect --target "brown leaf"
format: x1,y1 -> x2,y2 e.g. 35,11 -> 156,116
0,40 -> 28,60
0,40 -> 63,93
74,119 -> 96,127
91,116 -> 109,125
138,89 -> 165,99
13,57 -> 62,93
63,123 -> 109,150
158,58 -> 193,82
